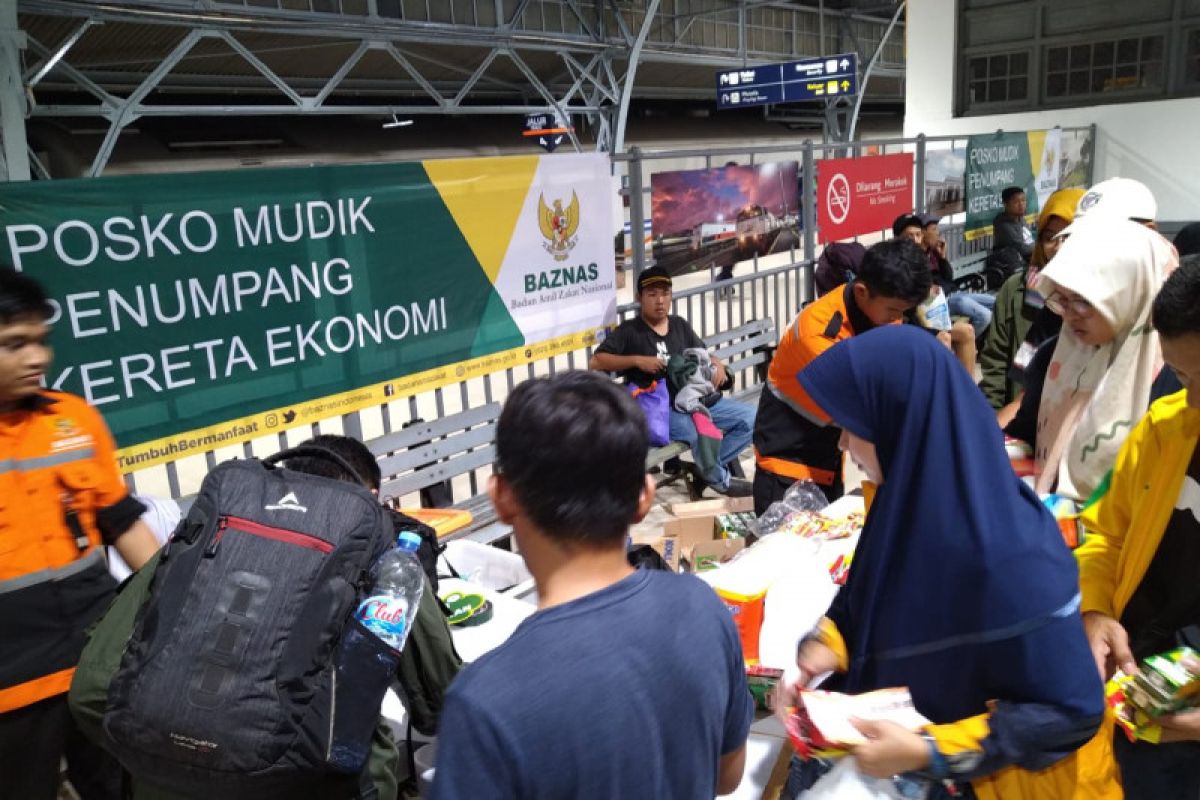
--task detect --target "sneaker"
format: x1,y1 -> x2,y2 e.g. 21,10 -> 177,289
713,477 -> 753,497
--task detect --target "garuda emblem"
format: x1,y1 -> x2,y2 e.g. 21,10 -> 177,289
538,191 -> 580,261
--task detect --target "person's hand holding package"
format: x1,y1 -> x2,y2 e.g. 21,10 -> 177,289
847,719 -> 931,778
1083,611 -> 1136,681
771,636 -> 842,716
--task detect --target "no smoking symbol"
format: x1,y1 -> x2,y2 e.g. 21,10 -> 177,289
827,173 -> 851,224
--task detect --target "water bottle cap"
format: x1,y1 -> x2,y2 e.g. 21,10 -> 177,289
396,530 -> 422,552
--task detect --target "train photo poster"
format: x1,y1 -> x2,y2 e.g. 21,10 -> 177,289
648,161 -> 800,275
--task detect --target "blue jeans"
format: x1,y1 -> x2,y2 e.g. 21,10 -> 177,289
668,397 -> 755,490
948,292 -> 994,338
1113,729 -> 1200,799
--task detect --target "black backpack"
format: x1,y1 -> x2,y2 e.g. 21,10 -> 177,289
103,448 -> 398,800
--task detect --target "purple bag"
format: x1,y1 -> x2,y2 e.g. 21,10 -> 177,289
629,380 -> 670,446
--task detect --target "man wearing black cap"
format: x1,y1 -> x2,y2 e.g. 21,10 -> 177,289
590,267 -> 755,496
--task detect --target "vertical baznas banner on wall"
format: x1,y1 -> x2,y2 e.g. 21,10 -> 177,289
964,129 -> 1062,240
0,153 -> 616,470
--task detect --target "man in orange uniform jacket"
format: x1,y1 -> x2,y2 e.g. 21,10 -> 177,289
752,239 -> 931,513
0,268 -> 159,800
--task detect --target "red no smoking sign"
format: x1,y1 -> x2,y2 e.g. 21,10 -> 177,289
817,152 -> 914,241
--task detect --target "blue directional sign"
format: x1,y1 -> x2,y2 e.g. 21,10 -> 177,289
716,53 -> 858,109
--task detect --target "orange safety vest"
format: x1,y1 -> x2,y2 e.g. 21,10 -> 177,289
0,392 -> 130,713
753,283 -> 884,484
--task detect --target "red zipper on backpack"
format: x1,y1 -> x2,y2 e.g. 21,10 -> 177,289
204,515 -> 334,557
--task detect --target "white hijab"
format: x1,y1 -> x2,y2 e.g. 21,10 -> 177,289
1033,218 -> 1178,500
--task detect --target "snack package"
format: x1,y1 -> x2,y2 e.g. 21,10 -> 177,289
1005,436 -> 1035,479
776,510 -> 865,541
716,511 -> 757,540
915,287 -> 951,331
1107,646 -> 1200,742
785,688 -> 931,760
746,665 -> 784,711
1041,493 -> 1082,549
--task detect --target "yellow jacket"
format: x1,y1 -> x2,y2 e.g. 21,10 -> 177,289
1045,389 -> 1200,799
1077,390 -> 1200,617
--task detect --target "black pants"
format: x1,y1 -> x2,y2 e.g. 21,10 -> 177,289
0,694 -> 122,800
1113,728 -> 1200,800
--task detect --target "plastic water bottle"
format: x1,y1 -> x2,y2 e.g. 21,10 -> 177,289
356,531 -> 425,653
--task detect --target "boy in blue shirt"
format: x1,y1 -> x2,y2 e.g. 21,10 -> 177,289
430,371 -> 754,799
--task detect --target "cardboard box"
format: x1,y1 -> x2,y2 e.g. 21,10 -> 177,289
660,496 -> 756,573
683,537 -> 746,573
666,496 -> 755,518
628,531 -> 680,571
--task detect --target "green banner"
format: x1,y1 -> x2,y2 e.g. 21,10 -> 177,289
0,154 -> 616,469
964,131 -> 1039,240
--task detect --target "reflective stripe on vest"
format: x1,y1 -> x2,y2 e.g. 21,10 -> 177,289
753,447 -> 838,486
0,447 -> 95,476
0,547 -> 106,596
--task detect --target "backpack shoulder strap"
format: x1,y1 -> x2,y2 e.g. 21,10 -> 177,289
264,446 -> 368,486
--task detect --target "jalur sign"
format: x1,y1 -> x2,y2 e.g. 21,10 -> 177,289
716,53 -> 858,109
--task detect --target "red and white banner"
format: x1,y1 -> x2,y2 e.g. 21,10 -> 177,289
817,153 -> 914,241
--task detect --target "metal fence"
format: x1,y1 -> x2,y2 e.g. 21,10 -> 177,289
612,125 -> 1097,278
126,125 -> 1095,501
127,258 -> 814,502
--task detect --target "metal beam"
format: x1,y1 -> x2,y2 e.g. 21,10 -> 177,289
310,39 -> 370,107
614,0 -> 661,153
848,0 -> 904,141
452,47 -> 502,106
560,52 -> 619,104
607,0 -> 635,47
25,35 -> 118,107
672,1 -> 900,26
32,103 -> 606,117
90,28 -> 202,176
24,17 -> 93,88
382,43 -> 446,107
506,49 -> 582,152
562,0 -> 599,41
19,0 -> 902,63
218,29 -> 304,106
0,2 -> 29,181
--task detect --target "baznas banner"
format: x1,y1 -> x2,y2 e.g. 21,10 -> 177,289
0,153 -> 616,470
963,128 -> 1062,240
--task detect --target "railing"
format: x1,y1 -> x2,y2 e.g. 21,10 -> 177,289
611,125 -> 1096,281
127,124 -> 1096,501
128,259 -> 814,502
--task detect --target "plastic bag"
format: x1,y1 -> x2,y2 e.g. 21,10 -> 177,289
629,379 -> 670,446
915,287 -> 951,331
801,757 -> 916,800
757,479 -> 830,536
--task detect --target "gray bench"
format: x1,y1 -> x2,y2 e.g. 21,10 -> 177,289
950,251 -> 989,293
646,318 -> 777,499
369,318 -> 778,541
369,403 -> 508,545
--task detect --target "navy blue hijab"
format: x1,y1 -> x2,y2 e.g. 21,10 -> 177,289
798,326 -> 1084,722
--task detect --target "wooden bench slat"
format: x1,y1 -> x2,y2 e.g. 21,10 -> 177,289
368,403 -> 502,456
703,319 -> 774,348
711,334 -> 774,361
377,422 -> 497,478
380,445 -> 497,499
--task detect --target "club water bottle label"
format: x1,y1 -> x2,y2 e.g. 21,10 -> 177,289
356,595 -> 409,645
